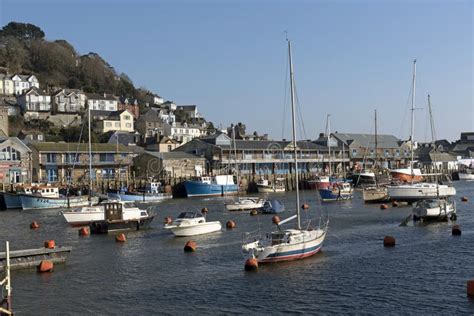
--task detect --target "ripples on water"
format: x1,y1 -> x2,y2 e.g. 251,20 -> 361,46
1,183 -> 474,314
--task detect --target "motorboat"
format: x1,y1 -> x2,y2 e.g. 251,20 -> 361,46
164,211 -> 221,237
257,178 -> 286,193
259,199 -> 285,214
225,197 -> 265,211
318,182 -> 353,202
61,204 -> 105,226
363,186 -> 389,203
413,198 -> 456,221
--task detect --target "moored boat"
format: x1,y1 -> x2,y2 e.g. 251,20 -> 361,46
413,198 -> 456,221
256,178 -> 286,193
164,211 -> 221,237
61,205 -> 105,226
184,175 -> 238,197
1,192 -> 21,209
390,167 -> 423,183
363,186 -> 389,203
19,194 -> 98,210
387,183 -> 456,202
225,197 -> 265,211
318,182 -> 353,202
259,199 -> 285,214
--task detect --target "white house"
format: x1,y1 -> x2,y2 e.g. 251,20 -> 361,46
170,121 -> 205,144
0,74 -> 14,95
11,74 -> 39,95
176,105 -> 200,119
94,110 -> 135,133
153,95 -> 164,105
17,87 -> 51,120
86,93 -> 118,111
52,89 -> 87,113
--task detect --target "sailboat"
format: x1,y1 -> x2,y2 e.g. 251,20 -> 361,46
387,60 -> 456,202
318,115 -> 354,202
241,39 -> 329,265
225,126 -> 265,211
412,94 -> 456,221
62,102 -> 104,225
363,110 -> 389,203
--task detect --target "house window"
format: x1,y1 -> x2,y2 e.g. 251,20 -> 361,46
395,149 -> 400,157
46,168 -> 58,182
46,153 -> 57,163
106,122 -> 112,127
385,150 -> 389,157
351,149 -> 357,157
370,149 -> 374,156
1,147 -> 21,161
99,153 -> 115,162
115,122 -> 120,127
126,123 -> 131,128
66,153 -> 79,163
102,168 -> 115,179
168,145 -> 172,151
124,115 -> 130,120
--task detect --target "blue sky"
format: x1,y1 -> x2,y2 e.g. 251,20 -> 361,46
1,0 -> 472,141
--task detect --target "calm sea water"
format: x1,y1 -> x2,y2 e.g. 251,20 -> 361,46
1,182 -> 474,315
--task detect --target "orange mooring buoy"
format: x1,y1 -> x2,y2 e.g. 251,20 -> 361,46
302,203 -> 310,210
201,207 -> 209,214
272,215 -> 281,225
78,227 -> 89,236
467,280 -> 474,298
163,216 -> 173,225
461,196 -> 468,202
380,204 -> 388,210
392,201 -> 399,207
250,209 -> 258,216
37,260 -> 54,273
44,240 -> 55,249
115,233 -> 126,242
452,225 -> 462,236
383,236 -> 396,247
244,258 -> 258,272
184,240 -> 197,252
226,220 -> 236,229
30,221 -> 40,229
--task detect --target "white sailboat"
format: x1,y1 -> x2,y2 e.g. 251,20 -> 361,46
387,60 -> 456,202
412,94 -> 456,221
62,102 -> 103,225
242,39 -> 328,265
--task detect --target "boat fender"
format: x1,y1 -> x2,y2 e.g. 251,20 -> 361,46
184,240 -> 197,252
226,220 -> 236,229
115,233 -> 127,242
44,240 -> 55,249
272,216 -> 280,225
78,227 -> 90,236
30,221 -> 40,229
380,204 -> 389,210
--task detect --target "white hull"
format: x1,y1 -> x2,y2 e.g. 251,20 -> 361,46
61,206 -> 105,225
165,221 -> 222,237
413,199 -> 456,219
387,183 -> 456,202
459,173 -> 474,181
257,186 -> 286,193
362,187 -> 389,203
225,198 -> 264,211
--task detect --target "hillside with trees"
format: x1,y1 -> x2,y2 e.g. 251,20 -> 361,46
0,22 -> 153,104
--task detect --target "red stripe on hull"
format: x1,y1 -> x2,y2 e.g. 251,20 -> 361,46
260,247 -> 321,263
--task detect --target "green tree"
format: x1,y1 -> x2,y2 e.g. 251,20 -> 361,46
0,22 -> 45,41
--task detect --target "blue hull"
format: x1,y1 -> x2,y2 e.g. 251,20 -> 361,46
20,194 -> 94,210
2,192 -> 22,209
184,181 -> 238,197
107,192 -> 171,202
318,188 -> 353,202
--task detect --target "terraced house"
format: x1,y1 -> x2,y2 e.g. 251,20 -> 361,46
0,137 -> 32,187
27,142 -> 134,184
17,87 -> 51,120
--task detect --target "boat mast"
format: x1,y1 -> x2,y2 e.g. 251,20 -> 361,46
427,94 -> 438,186
88,102 -> 93,206
288,39 -> 301,230
232,126 -> 239,195
326,114 -> 331,176
410,59 -> 417,183
374,109 -> 378,166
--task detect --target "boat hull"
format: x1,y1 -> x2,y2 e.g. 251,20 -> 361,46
89,216 -> 154,234
165,221 -> 222,237
62,206 -> 105,226
318,188 -> 353,202
2,192 -> 22,209
107,191 -> 171,202
363,187 -> 389,203
459,173 -> 474,181
390,169 -> 423,183
257,186 -> 286,193
20,195 -> 98,210
184,181 -> 238,197
347,173 -> 376,186
413,200 -> 456,219
387,184 -> 456,202
225,199 -> 264,211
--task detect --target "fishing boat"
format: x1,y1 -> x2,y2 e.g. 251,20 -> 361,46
256,178 -> 286,193
458,162 -> 474,181
89,201 -> 154,234
1,184 -> 59,209
19,194 -> 98,210
307,175 -> 331,190
259,199 -> 285,214
164,211 -> 221,237
388,69 -> 456,202
225,197 -> 265,211
184,175 -> 238,197
362,110 -> 390,203
107,183 -> 172,202
318,182 -> 354,202
347,170 -> 376,186
242,39 -> 328,265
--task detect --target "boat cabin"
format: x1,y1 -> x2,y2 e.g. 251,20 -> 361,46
145,182 -> 161,194
23,186 -> 59,198
270,229 -> 303,246
177,212 -> 204,219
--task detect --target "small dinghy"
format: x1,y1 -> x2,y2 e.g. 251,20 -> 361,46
225,197 -> 265,211
164,211 -> 222,237
260,199 -> 285,214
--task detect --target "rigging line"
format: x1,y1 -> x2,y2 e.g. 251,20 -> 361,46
398,75 -> 414,140
293,82 -> 308,140
281,52 -> 289,140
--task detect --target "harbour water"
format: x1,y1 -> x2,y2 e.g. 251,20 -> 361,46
1,182 -> 474,314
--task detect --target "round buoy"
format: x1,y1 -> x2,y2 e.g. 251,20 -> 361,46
201,207 -> 209,214
467,280 -> 474,297
115,233 -> 126,243
380,204 -> 389,210
302,203 -> 310,210
244,258 -> 258,272
44,240 -> 55,249
163,216 -> 173,225
250,209 -> 258,216
30,221 -> 40,229
78,227 -> 89,236
461,196 -> 468,202
226,220 -> 236,229
383,236 -> 396,247
272,215 -> 281,225
392,201 -> 399,207
184,240 -> 197,252
452,225 -> 462,236
37,260 -> 54,273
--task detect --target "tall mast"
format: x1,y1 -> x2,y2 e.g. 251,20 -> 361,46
232,126 -> 239,195
327,116 -> 331,175
427,94 -> 438,185
374,109 -> 378,165
410,59 -> 417,181
88,102 -> 93,206
288,39 -> 301,230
